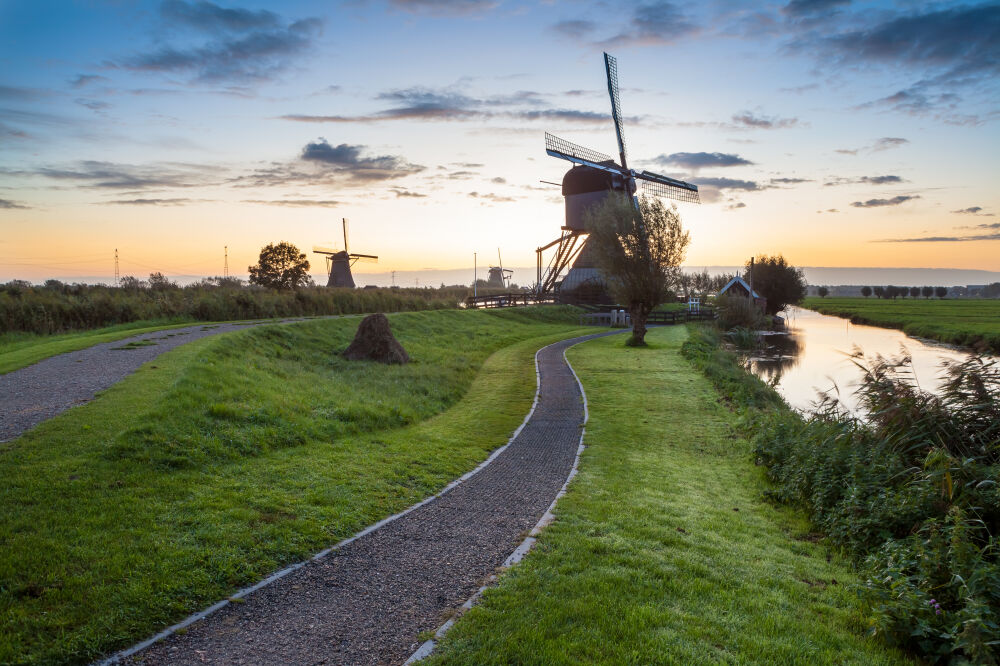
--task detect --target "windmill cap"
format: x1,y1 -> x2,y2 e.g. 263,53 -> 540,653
562,164 -> 625,196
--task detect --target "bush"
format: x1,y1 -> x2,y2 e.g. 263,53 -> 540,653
715,294 -> 767,330
0,280 -> 461,335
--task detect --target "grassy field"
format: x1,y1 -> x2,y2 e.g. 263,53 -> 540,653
426,327 -> 909,665
802,297 -> 1000,353
0,307 -> 588,664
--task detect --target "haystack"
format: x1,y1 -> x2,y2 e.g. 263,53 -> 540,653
343,313 -> 409,364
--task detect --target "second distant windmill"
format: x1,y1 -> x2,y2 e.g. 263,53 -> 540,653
486,248 -> 513,288
313,218 -> 378,288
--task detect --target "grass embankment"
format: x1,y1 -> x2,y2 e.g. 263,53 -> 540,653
803,297 -> 1000,353
427,326 -> 907,665
0,306 -> 588,664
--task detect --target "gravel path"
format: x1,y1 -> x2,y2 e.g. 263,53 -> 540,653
121,330 -> 620,666
0,319 -> 322,442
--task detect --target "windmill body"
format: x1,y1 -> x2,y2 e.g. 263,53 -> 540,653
314,218 -> 378,289
536,53 -> 700,300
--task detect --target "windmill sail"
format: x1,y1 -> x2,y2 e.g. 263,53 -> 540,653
603,52 -> 628,170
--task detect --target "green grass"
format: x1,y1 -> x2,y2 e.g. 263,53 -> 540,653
0,306 -> 588,664
803,297 -> 1000,353
426,326 -> 910,665
0,319 -> 202,374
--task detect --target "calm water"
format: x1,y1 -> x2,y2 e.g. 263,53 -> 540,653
747,306 -> 980,413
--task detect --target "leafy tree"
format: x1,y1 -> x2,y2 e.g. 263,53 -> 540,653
817,286 -> 829,298
861,286 -> 872,298
909,286 -> 921,298
148,272 -> 176,290
873,286 -> 884,299
935,286 -> 948,298
585,193 -> 690,346
248,241 -> 312,290
922,285 -> 933,298
743,254 -> 806,315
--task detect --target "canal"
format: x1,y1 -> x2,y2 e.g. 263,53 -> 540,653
746,306 -> 984,413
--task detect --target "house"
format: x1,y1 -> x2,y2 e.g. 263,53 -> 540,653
718,276 -> 767,312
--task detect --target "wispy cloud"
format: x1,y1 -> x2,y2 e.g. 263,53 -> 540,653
121,1 -> 322,84
769,177 -> 812,185
552,20 -> 597,39
599,2 -> 700,47
825,175 -> 905,186
13,160 -> 218,190
103,197 -> 199,205
652,152 -> 753,169
242,199 -> 341,207
731,111 -> 799,129
782,0 -> 850,17
468,191 -> 517,204
952,206 -> 995,216
388,0 -> 498,14
0,198 -> 31,210
851,195 -> 919,208
875,232 -> 1000,243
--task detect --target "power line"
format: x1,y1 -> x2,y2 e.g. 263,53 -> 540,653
224,246 -> 229,278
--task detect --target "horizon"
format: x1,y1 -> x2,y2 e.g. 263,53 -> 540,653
2,1 -> 998,280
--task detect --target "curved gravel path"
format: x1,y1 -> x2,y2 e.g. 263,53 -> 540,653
109,329 -> 621,666
0,319 -> 323,442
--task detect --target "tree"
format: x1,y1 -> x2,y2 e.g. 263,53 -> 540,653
248,241 -> 311,289
909,286 -> 920,298
148,272 -> 176,290
861,286 -> 872,298
585,193 -> 690,346
922,286 -> 934,299
817,286 -> 829,298
935,286 -> 948,298
873,286 -> 884,299
743,254 -> 806,315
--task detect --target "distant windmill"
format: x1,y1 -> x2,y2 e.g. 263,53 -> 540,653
313,218 -> 378,288
536,52 -> 701,297
486,248 -> 513,288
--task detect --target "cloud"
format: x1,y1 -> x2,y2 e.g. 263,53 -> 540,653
731,111 -> 799,129
391,189 -> 426,198
875,233 -> 1000,243
0,198 -> 30,209
782,0 -> 850,17
234,139 -> 424,188
692,177 -> 761,191
75,99 -> 110,111
769,177 -> 812,185
851,195 -> 920,208
873,137 -> 908,151
727,201 -> 747,210
281,86 -> 613,126
825,175 -> 905,186
122,3 -> 322,84
388,0 -> 498,14
652,152 -> 753,169
19,160 -> 216,190
552,20 -> 598,39
0,85 -> 49,101
969,222 -> 1000,229
601,2 -> 699,47
242,199 -> 341,207
468,191 -> 517,204
70,74 -> 110,88
104,198 -> 197,205
160,0 -> 281,32
491,177 -> 506,184
952,206 -> 994,216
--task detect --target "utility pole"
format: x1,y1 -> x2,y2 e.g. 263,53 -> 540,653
473,252 -> 477,299
114,248 -> 119,286
749,256 -> 754,302
391,270 -> 396,287
224,246 -> 229,278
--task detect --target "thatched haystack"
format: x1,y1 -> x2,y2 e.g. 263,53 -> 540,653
343,313 -> 409,364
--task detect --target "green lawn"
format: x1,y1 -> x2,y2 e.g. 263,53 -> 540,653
802,297 -> 1000,353
426,326 -> 910,665
0,307 -> 588,664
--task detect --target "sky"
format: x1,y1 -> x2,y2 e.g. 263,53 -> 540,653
1,0 -> 998,284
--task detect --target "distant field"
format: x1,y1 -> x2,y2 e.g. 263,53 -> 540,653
802,297 -> 1000,353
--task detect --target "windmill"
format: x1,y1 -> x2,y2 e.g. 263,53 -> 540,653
486,248 -> 513,288
536,52 -> 701,298
313,218 -> 378,288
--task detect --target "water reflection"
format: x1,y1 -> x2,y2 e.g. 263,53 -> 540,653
748,306 -> 982,414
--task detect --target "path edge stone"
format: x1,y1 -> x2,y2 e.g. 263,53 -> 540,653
403,334 -> 604,664
94,334 -> 556,666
